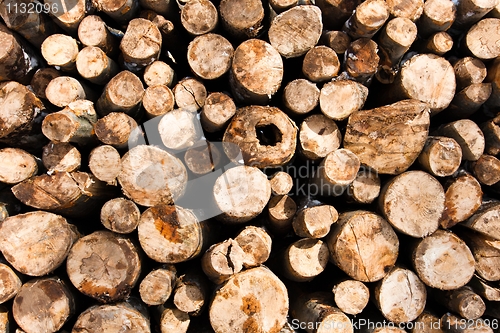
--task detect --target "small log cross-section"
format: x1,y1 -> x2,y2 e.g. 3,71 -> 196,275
234,226 -> 273,268
219,0 -> 264,39
344,99 -> 430,175
89,145 -> 122,185
202,239 -> 246,284
100,197 -> 141,234
223,106 -> 298,168
282,238 -> 329,282
462,203 -> 500,240
437,119 -> 485,161
200,92 -> 237,133
173,272 -> 208,315
458,229 -> 500,281
282,79 -> 320,116
94,112 -> 139,149
343,0 -> 390,39
299,114 -> 342,161
435,286 -> 486,320
40,34 -> 79,72
139,265 -> 176,306
187,34 -> 234,80
209,266 -> 289,333
96,70 -> 145,117
120,18 -> 162,70
0,148 -> 38,184
72,303 -> 150,332
270,171 -> 294,196
42,142 -> 81,173
0,211 -> 78,276
327,210 -> 399,282
66,230 -> 141,303
292,204 -> 338,239
332,280 -> 370,315
379,170 -> 445,238
412,230 -> 475,290
181,0 -> 218,35
319,80 -> 369,121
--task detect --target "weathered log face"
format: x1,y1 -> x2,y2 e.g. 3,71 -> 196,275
72,303 -> 150,332
344,100 -> 430,175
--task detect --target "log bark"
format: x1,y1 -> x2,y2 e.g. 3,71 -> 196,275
144,61 -> 175,87
290,292 -> 353,333
282,238 -> 329,282
223,105 -> 297,168
78,15 -> 118,56
0,211 -> 78,276
412,229 -> 475,290
319,80 -> 368,121
267,195 -> 297,233
40,34 -> 79,73
311,148 -> 360,196
120,18 -> 162,71
0,263 -> 21,304
173,77 -> 207,112
485,57 -> 500,108
435,286 -> 486,320
96,70 -> 145,118
88,145 -> 121,185
481,114 -> 500,155
472,154 -> 500,185
200,92 -> 236,133
282,79 -> 320,116
138,205 -> 209,263
219,0 -> 264,39
417,0 -> 456,37
462,202 -> 500,240
187,33 -> 234,80
443,83 -> 491,119
270,171 -> 293,196
143,85 -> 175,118
458,230 -> 500,281
322,30 -> 351,54
292,204 -> 338,239
440,173 -> 482,229
464,18 -> 500,60
66,230 -> 141,302
346,167 -> 381,204
12,277 -> 74,333
298,114 -> 342,160
30,68 -> 61,101
213,165 -> 271,223
302,46 -> 340,83
94,112 -> 139,149
158,303 -> 190,333
379,170 -> 445,237
327,210 -> 399,282
316,0 -> 362,30
390,54 -> 456,114
343,0 -> 390,39
76,46 -> 119,85
42,100 -> 97,145
158,109 -> 202,150
417,136 -> 462,177
139,265 -> 176,305
44,76 -> 94,108
0,23 -> 39,84
269,5 -> 323,58
72,303 -> 150,332
453,0 -> 498,29
234,225 -> 272,268
0,148 -> 38,184
94,0 -> 140,24
454,57 -> 487,91
12,171 -> 115,217
100,197 -> 140,234
332,280 -> 369,315
44,0 -> 91,34
230,39 -> 283,104
469,275 -> 500,301
386,0 -> 423,21
374,267 -> 427,323
118,145 -> 187,207
437,119 -> 485,161
345,38 -> 380,84
181,0 -> 218,35
209,266 -> 289,333
202,239 -> 246,284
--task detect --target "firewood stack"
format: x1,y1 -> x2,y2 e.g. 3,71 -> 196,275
3,0 -> 500,332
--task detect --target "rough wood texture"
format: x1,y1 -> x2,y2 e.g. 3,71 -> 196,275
230,39 -> 283,104
485,57 -> 500,108
0,148 -> 38,184
327,210 -> 399,282
472,154 -> 500,185
96,70 -> 145,117
42,142 -> 81,174
13,277 -> 74,333
379,170 -> 445,237
418,136 -> 462,177
94,112 -> 139,149
143,85 -> 175,118
386,0 -> 423,20
437,119 -> 485,161
30,68 -> 61,100
465,18 -> 500,60
209,266 -> 288,333
173,272 -> 208,316
282,79 -> 320,116
269,6 -> 322,58
100,197 -> 140,234
199,92 -> 236,133
234,225 -> 272,268
332,280 -> 369,315
213,165 -> 271,223
139,265 -> 177,305
181,0 -> 218,35
462,203 -> 500,240
0,263 -> 21,304
40,34 -> 79,72
223,105 -> 297,168
454,57 -> 487,91
440,173 -> 482,228
66,230 -> 141,302
293,205 -> 337,239
72,303 -> 150,332
282,238 -> 329,282
202,239 -> 246,284
94,0 -> 140,24
302,46 -> 339,83
187,34 -> 233,80
435,286 -> 486,319
158,109 -> 202,150
343,0 -> 390,39
138,205 -> 208,263
120,18 -> 162,71
0,211 -> 78,276
267,195 -> 297,233
417,0 -> 456,37
418,31 -> 453,56
322,30 -> 351,54
458,230 -> 500,281
44,0 -> 90,34
78,15 -> 118,56
469,275 -> 500,301
412,230 -> 475,290
159,304 -> 190,333
44,76 -> 91,108
481,114 -> 500,155
270,171 -> 293,196
374,267 -> 427,323
343,99 -> 430,175
219,0 -> 264,39
76,46 -> 119,85
346,167 -> 381,204
144,61 -> 175,87
88,145 -> 121,185
454,0 -> 498,29
298,114 -> 341,160
319,80 -> 368,121
173,77 -> 207,112
184,140 -> 221,175
444,83 -> 491,119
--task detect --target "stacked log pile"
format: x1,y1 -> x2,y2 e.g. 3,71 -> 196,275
3,0 -> 500,332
